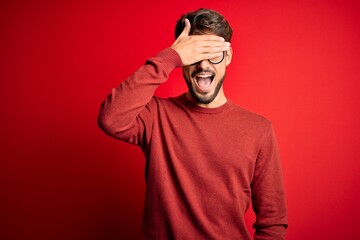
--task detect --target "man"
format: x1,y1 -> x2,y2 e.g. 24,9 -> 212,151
98,8 -> 288,240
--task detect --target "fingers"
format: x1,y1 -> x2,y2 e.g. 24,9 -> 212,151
192,48 -> 227,63
183,19 -> 191,36
201,51 -> 224,59
193,41 -> 231,53
179,18 -> 191,38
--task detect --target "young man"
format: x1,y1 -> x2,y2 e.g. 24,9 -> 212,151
98,8 -> 288,240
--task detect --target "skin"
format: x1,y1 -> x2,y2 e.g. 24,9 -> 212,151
171,19 -> 233,108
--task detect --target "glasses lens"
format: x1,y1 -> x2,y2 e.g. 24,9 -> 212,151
209,52 -> 225,64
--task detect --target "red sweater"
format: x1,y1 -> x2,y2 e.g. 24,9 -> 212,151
98,48 -> 288,239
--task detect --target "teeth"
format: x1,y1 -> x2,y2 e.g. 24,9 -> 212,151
196,74 -> 212,78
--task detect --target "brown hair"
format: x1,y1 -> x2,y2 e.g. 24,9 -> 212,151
175,8 -> 233,42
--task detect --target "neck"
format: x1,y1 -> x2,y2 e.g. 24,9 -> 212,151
186,90 -> 227,108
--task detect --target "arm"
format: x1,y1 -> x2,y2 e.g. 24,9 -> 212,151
251,124 -> 288,239
97,48 -> 182,145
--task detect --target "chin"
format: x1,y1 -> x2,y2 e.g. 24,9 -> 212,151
186,75 -> 225,105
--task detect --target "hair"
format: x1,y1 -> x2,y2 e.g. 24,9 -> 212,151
175,8 -> 233,42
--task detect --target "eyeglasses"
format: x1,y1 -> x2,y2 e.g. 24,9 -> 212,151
190,51 -> 226,66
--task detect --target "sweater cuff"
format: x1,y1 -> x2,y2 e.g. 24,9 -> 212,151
156,47 -> 183,72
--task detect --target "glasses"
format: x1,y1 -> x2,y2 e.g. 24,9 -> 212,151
190,51 -> 226,65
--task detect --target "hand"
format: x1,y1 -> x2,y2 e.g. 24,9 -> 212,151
171,19 -> 231,66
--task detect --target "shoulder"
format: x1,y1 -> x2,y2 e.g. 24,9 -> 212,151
226,101 -> 276,146
229,101 -> 272,130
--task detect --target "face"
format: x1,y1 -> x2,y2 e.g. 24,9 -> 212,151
182,48 -> 232,105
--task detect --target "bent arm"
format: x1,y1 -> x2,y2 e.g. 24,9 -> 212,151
251,124 -> 288,239
98,48 -> 182,145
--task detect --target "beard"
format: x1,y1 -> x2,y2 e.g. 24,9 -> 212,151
185,72 -> 226,104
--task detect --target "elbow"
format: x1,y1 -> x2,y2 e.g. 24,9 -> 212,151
97,111 -> 114,135
97,110 -> 134,141
97,100 -> 119,136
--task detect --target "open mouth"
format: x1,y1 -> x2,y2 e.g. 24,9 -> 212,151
193,73 -> 215,90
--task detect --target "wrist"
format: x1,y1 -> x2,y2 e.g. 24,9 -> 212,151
156,48 -> 184,70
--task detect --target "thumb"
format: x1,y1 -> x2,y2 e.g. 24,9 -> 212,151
178,18 -> 191,38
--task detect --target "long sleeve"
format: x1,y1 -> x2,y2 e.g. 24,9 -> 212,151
251,124 -> 288,239
98,48 -> 182,145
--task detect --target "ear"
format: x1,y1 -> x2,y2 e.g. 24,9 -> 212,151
225,47 -> 233,67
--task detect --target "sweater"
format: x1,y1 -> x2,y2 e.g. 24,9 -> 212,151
98,48 -> 288,239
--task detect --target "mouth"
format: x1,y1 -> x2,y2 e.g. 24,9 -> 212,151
193,72 -> 215,91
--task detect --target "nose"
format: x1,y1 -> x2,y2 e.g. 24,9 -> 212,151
196,59 -> 211,70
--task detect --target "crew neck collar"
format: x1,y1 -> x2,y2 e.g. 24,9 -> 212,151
174,93 -> 234,114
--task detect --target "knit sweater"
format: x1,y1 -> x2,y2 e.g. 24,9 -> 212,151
98,48 -> 288,239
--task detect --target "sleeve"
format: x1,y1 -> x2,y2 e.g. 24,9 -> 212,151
97,48 -> 183,146
251,123 -> 288,239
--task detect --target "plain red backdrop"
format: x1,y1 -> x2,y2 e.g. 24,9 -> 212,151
1,0 -> 360,239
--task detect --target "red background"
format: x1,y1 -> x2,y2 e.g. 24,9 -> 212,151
1,0 -> 360,239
